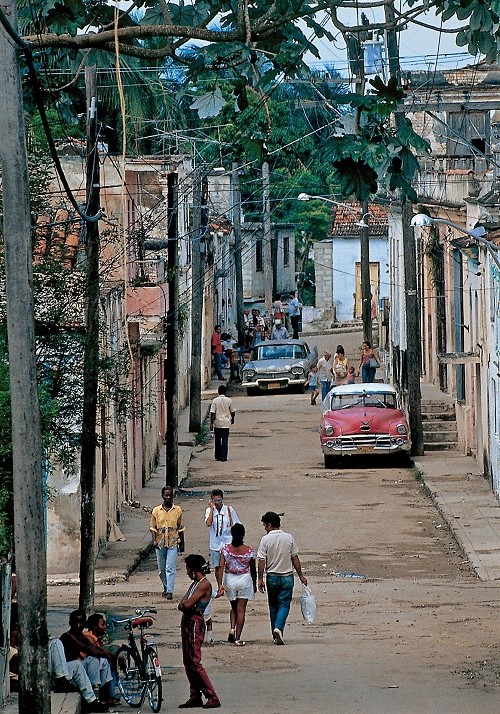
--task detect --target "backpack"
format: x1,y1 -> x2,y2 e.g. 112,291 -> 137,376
335,360 -> 347,378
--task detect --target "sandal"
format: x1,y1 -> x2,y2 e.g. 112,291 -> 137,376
234,640 -> 246,646
227,629 -> 236,643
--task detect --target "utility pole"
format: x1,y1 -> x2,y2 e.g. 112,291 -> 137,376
385,0 -> 424,455
189,168 -> 208,433
165,171 -> 179,488
0,0 -> 49,709
232,162 -> 245,345
360,197 -> 372,343
262,160 -> 273,312
79,65 -> 101,612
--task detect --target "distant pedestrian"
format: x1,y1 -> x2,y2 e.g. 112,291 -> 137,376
347,366 -> 356,384
257,512 -> 307,645
317,351 -> 333,401
271,319 -> 289,340
150,486 -> 185,599
288,291 -> 301,339
273,294 -> 284,320
333,345 -> 349,386
358,340 -> 381,383
178,554 -> 221,709
211,325 -> 224,380
305,365 -> 319,405
210,385 -> 235,462
216,523 -> 256,646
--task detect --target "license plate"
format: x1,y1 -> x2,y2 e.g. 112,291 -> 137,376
356,445 -> 373,453
267,382 -> 281,389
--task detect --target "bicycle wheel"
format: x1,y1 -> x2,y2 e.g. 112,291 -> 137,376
144,646 -> 163,712
115,645 -> 145,707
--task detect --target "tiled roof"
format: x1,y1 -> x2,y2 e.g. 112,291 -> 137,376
34,210 -> 81,268
327,202 -> 388,237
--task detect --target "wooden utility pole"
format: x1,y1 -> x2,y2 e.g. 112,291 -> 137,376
232,162 -> 245,345
360,198 -> 372,343
165,172 -> 179,488
0,0 -> 49,709
79,65 -> 101,612
189,169 -> 208,433
262,161 -> 273,312
385,0 -> 424,455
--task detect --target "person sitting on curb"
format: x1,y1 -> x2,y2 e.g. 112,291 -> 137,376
49,637 -> 110,712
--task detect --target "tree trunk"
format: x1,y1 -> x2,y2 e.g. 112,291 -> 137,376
232,163 -> 245,345
262,161 -> 273,313
0,1 -> 50,709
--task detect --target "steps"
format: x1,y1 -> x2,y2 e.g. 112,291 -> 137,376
421,401 -> 458,451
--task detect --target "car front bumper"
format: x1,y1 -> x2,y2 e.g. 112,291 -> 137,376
321,435 -> 410,455
242,376 -> 306,390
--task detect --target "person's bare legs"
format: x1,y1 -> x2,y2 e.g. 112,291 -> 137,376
234,599 -> 248,642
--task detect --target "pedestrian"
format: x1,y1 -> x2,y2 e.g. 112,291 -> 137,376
204,488 -> 240,643
149,486 -> 185,599
209,384 -> 235,462
271,319 -> 289,340
333,345 -> 350,386
59,610 -> 114,709
84,614 -> 120,706
317,350 -> 333,401
178,554 -> 221,709
288,291 -> 302,339
347,366 -> 356,384
211,325 -> 224,381
216,523 -> 256,646
357,340 -> 381,383
273,294 -> 284,320
305,364 -> 319,405
257,512 -> 307,645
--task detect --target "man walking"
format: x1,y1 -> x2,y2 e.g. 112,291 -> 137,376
257,512 -> 307,645
288,291 -> 301,339
317,350 -> 334,401
150,486 -> 185,599
210,384 -> 235,462
211,325 -> 224,380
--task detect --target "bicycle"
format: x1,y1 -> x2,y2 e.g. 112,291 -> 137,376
114,608 -> 163,712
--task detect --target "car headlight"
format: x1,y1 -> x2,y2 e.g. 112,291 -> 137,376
324,425 -> 334,436
291,365 -> 304,375
244,369 -> 256,379
396,424 -> 407,435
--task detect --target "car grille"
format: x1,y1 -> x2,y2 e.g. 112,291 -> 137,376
325,434 -> 407,450
258,372 -> 289,380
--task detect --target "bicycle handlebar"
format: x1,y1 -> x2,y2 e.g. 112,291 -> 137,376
114,608 -> 157,624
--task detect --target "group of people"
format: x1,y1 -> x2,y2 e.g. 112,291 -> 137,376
210,292 -> 303,380
149,487 -> 307,709
305,341 -> 381,404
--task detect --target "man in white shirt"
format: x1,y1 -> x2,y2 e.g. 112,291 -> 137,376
288,291 -> 301,339
271,319 -> 289,340
209,384 -> 235,462
317,350 -> 333,401
257,511 -> 307,645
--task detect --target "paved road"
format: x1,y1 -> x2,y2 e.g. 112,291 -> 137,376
50,379 -> 500,713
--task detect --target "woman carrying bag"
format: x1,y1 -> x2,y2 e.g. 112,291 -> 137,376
358,340 -> 381,383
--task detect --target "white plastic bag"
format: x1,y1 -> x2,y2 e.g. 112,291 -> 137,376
300,584 -> 316,624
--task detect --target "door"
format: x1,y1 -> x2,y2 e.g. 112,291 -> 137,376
354,262 -> 380,320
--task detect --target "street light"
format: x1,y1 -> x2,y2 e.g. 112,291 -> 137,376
298,193 -> 373,341
411,213 -> 500,271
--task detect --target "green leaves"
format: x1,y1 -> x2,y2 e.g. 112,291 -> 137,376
332,157 -> 378,201
435,0 -> 500,61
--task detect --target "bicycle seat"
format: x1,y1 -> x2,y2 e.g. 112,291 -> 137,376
131,616 -> 154,629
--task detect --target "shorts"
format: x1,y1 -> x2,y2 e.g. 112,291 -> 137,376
210,549 -> 222,567
223,572 -> 255,601
308,384 -> 318,391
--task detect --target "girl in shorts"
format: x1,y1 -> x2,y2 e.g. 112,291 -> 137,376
305,365 -> 319,405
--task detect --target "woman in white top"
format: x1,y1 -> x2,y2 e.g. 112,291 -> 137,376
333,345 -> 350,386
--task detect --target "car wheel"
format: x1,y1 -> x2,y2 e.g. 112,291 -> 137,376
246,387 -> 259,396
324,454 -> 337,469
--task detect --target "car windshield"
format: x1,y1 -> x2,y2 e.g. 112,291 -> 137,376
253,344 -> 307,360
328,391 -> 397,410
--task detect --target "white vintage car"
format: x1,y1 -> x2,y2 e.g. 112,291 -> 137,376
241,339 -> 318,395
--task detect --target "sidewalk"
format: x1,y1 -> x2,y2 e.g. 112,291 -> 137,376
415,452 -> 500,581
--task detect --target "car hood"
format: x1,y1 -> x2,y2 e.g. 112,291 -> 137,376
244,358 -> 307,371
322,407 -> 407,433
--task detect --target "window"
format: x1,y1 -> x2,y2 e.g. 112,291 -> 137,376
283,236 -> 290,266
256,234 -> 263,272
447,111 -> 490,159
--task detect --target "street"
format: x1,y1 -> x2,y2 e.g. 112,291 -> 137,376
48,339 -> 500,714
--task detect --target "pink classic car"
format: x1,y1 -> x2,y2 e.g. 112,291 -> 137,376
320,383 -> 411,468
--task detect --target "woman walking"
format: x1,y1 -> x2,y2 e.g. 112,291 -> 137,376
216,523 -> 257,646
333,345 -> 350,386
178,555 -> 221,709
358,340 -> 381,383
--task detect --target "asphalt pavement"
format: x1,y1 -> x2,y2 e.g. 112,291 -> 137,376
5,371 -> 500,713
